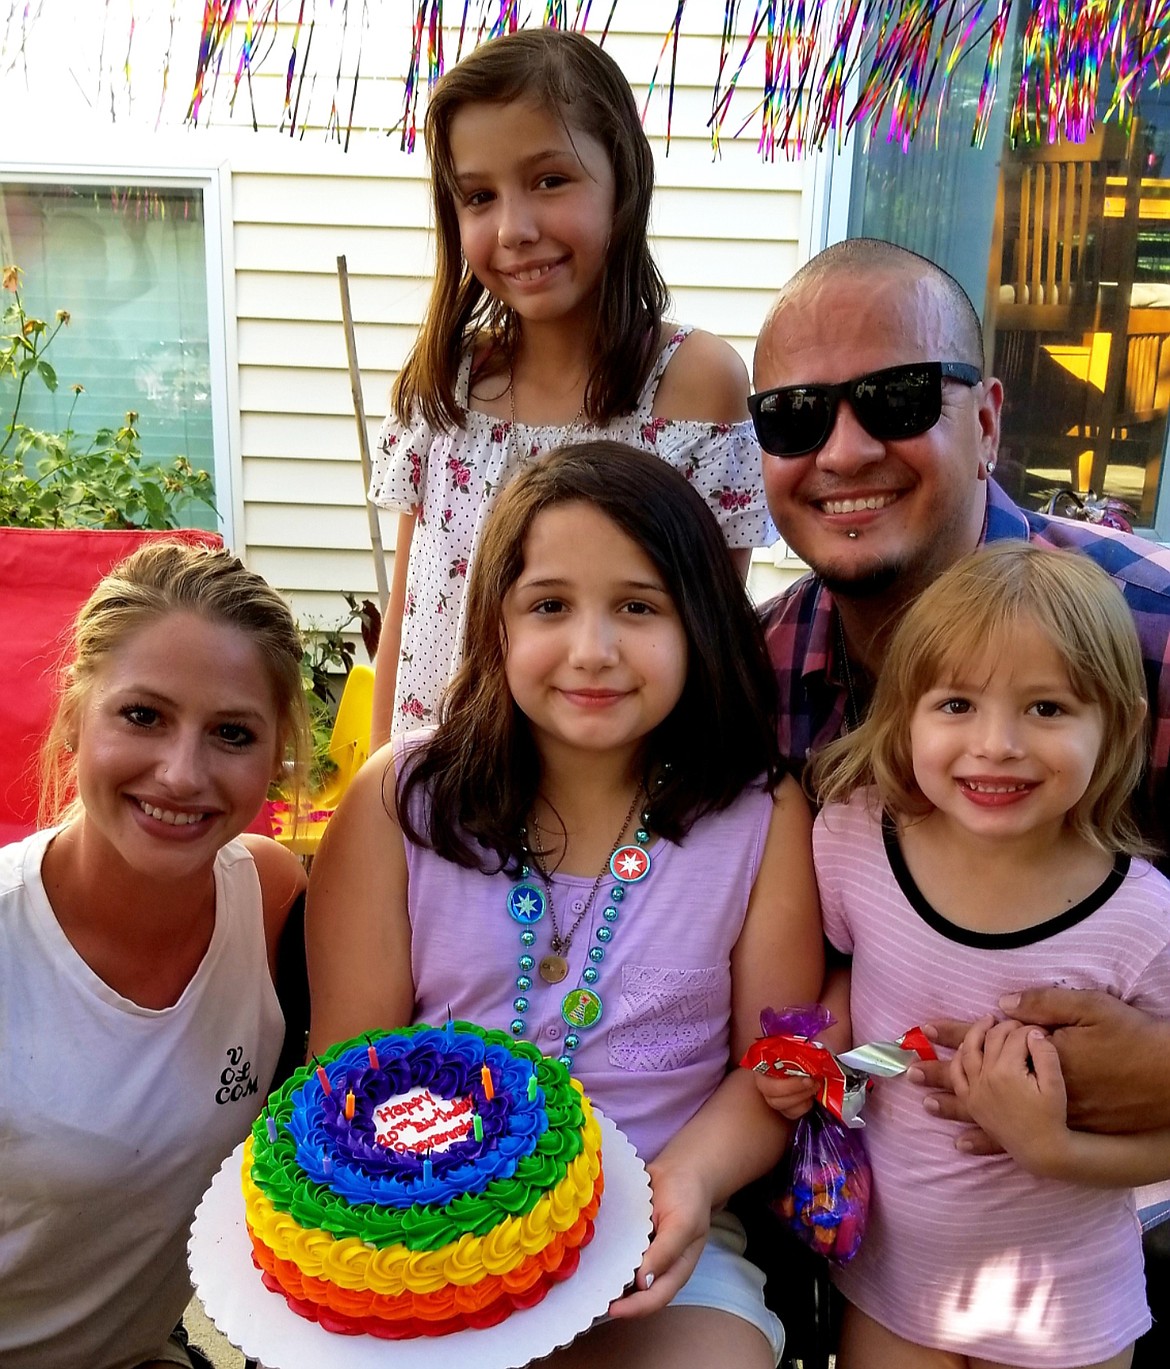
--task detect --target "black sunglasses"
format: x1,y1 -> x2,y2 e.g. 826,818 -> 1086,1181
748,361 -> 983,458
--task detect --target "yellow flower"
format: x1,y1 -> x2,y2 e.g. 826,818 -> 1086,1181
2,265 -> 19,291
55,309 -> 70,324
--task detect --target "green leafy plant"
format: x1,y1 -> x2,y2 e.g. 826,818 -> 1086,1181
1,264 -> 216,529
294,594 -> 382,793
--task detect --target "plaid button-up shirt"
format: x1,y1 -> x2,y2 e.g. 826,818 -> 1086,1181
761,480 -> 1170,858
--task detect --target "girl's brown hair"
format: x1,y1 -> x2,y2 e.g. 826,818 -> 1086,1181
396,440 -> 781,872
813,542 -> 1152,856
40,541 -> 310,826
393,27 -> 670,432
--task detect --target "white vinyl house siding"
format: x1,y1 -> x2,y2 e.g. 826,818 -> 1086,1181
229,153 -> 429,623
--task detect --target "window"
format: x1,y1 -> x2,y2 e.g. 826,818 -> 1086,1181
813,12 -> 1170,537
988,101 -> 1170,533
0,171 -> 233,538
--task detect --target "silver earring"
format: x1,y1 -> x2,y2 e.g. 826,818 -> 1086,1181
63,741 -> 74,754
986,459 -> 996,475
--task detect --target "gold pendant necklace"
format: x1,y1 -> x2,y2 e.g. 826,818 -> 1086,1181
526,790 -> 641,984
508,364 -> 588,465
537,953 -> 570,986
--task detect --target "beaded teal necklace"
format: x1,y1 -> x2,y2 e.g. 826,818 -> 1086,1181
505,788 -> 652,1072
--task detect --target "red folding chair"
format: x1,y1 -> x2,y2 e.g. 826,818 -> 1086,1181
0,526 -> 222,845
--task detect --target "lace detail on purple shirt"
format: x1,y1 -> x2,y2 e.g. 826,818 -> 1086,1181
607,964 -> 722,1072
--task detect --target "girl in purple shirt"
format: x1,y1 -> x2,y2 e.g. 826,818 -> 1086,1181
307,441 -> 823,1368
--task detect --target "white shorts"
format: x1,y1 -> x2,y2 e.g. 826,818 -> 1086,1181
669,1208 -> 786,1365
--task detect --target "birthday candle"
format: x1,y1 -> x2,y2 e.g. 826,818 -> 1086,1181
321,1149 -> 333,1178
315,1065 -> 332,1095
473,1112 -> 483,1142
480,1065 -> 494,1101
265,1113 -> 278,1143
527,1073 -> 537,1102
367,1042 -> 379,1069
345,1090 -> 355,1120
445,1013 -> 455,1046
423,1154 -> 433,1184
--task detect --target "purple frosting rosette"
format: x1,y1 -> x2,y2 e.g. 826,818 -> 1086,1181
287,1027 -> 546,1207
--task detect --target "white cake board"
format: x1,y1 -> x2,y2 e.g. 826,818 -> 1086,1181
189,1109 -> 651,1369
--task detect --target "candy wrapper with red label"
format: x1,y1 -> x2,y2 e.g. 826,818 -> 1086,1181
776,1103 -> 872,1263
739,1005 -> 938,1263
739,1003 -> 937,1128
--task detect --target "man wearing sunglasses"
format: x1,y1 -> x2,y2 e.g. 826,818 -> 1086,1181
754,237 -> 1170,853
753,237 -> 1170,1362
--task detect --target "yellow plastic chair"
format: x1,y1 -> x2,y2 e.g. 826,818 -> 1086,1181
270,663 -> 374,857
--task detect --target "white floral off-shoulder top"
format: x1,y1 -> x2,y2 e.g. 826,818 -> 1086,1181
370,324 -> 776,729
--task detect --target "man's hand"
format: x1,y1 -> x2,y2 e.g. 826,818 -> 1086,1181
999,988 -> 1170,1133
909,989 -> 1170,1147
908,1019 -> 1002,1154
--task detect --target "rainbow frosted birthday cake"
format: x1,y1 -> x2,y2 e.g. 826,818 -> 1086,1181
242,1023 -> 604,1338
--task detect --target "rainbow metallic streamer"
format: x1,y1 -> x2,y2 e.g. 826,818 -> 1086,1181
812,0 -> 865,152
642,2 -> 687,151
542,1 -> 572,26
164,0 -> 1170,154
972,0 -> 1013,147
709,2 -> 778,156
400,1 -> 445,152
156,0 -> 179,132
281,0 -> 308,135
488,0 -> 521,39
188,0 -> 235,125
705,0 -> 1140,153
453,0 -> 471,62
1010,0 -> 1110,144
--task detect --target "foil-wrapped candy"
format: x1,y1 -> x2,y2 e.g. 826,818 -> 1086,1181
739,1003 -> 937,1129
739,1005 -> 935,1263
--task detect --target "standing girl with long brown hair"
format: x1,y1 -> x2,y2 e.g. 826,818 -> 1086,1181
370,27 -> 771,745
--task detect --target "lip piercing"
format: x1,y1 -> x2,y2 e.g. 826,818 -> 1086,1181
847,530 -> 859,539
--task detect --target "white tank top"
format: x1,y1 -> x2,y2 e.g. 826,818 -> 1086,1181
0,829 -> 284,1369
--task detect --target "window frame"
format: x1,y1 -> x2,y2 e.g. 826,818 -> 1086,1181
0,159 -> 239,545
